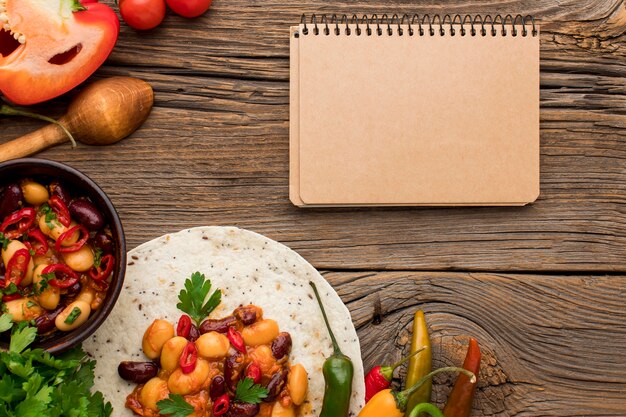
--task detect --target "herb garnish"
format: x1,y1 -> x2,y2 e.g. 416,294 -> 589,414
0,232 -> 9,250
176,272 -> 221,326
39,203 -> 58,230
33,273 -> 54,296
157,394 -> 194,417
235,377 -> 269,404
93,247 -> 104,268
3,282 -> 19,296
64,307 -> 82,325
0,320 -> 112,416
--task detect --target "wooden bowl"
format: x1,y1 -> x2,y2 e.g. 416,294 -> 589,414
0,158 -> 126,353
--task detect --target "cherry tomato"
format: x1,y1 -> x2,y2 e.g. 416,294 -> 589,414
166,0 -> 212,18
119,0 -> 167,30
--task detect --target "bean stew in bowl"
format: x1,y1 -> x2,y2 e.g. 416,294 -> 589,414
0,158 -> 125,353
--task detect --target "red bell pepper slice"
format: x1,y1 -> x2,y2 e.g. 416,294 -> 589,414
0,0 -> 119,105
245,362 -> 262,384
177,314 -> 192,339
2,293 -> 22,302
55,225 -> 89,253
179,341 -> 198,374
27,229 -> 49,256
213,394 -> 230,416
88,253 -> 114,281
227,327 -> 246,353
0,208 -> 36,239
49,196 -> 71,227
42,264 -> 79,288
5,249 -> 31,288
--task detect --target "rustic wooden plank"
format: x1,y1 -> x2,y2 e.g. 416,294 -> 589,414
1,64 -> 625,271
329,270 -> 626,416
1,0 -> 625,271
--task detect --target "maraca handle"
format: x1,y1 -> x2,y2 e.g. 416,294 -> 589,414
0,124 -> 68,162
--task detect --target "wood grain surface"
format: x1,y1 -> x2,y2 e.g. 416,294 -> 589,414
1,0 -> 625,415
329,271 -> 626,416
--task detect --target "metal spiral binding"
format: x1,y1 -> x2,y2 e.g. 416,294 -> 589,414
297,14 -> 537,37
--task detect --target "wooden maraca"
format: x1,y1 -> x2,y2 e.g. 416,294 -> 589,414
0,77 -> 154,162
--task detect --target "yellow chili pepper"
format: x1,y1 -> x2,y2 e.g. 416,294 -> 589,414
405,310 -> 432,416
357,367 -> 476,417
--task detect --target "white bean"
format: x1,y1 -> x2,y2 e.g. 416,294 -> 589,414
55,300 -> 91,331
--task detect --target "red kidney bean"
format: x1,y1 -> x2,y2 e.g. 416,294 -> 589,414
66,281 -> 82,297
69,199 -> 104,230
118,361 -> 158,384
224,351 -> 245,391
226,402 -> 260,417
199,316 -> 236,334
234,306 -> 258,326
263,369 -> 287,402
209,375 -> 226,400
0,183 -> 23,219
93,232 -> 114,254
34,305 -> 65,334
188,324 -> 200,342
271,332 -> 292,360
49,181 -> 72,206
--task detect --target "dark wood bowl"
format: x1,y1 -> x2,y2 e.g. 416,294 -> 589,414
0,158 -> 126,354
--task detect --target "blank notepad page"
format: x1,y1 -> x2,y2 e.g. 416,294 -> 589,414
290,16 -> 540,206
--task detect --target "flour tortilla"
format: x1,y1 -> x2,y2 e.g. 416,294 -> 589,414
84,226 -> 365,416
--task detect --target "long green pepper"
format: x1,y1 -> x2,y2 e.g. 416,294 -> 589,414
310,281 -> 354,417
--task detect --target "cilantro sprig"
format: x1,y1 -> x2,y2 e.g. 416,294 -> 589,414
0,319 -> 113,416
176,272 -> 221,326
234,377 -> 269,404
93,248 -> 104,268
39,204 -> 58,230
157,394 -> 194,417
0,232 -> 9,250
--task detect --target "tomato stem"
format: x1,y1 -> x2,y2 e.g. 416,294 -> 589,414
0,104 -> 77,148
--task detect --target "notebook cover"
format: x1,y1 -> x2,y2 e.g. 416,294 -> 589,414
290,22 -> 540,207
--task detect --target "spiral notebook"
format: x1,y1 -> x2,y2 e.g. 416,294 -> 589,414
290,14 -> 540,207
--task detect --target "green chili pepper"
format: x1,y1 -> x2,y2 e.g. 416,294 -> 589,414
404,310 -> 432,416
310,281 -> 354,417
409,403 -> 445,417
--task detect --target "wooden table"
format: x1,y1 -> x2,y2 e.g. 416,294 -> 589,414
2,0 -> 625,415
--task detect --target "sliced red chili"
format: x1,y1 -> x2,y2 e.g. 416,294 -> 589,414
180,341 -> 198,374
2,293 -> 21,302
0,208 -> 36,239
5,249 -> 30,288
246,362 -> 262,384
213,393 -> 230,416
177,314 -> 192,339
27,229 -> 49,256
55,225 -> 89,253
49,196 -> 71,227
43,264 -> 79,288
227,327 -> 246,353
89,254 -> 114,281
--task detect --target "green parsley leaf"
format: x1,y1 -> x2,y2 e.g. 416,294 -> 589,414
10,325 -> 37,354
0,314 -> 13,333
26,301 -> 37,309
157,394 -> 194,417
176,272 -> 221,326
33,273 -> 54,296
93,248 -> 104,268
234,377 -> 268,404
0,232 -> 9,250
4,282 -> 19,295
64,307 -> 82,325
40,204 -> 58,230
